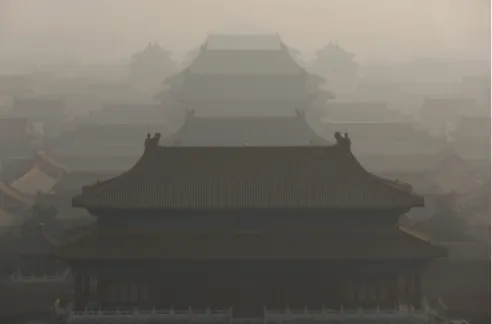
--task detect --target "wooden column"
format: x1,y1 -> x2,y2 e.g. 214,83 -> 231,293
74,273 -> 83,310
404,272 -> 412,309
84,273 -> 91,307
98,276 -> 108,307
75,272 -> 90,309
389,274 -> 398,309
413,271 -> 422,309
149,273 -> 161,307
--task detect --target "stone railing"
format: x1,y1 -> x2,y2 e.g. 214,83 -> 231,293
68,307 -> 233,323
264,307 -> 431,323
9,267 -> 71,283
65,306 -> 440,324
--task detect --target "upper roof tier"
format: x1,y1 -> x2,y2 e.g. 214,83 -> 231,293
205,34 -> 283,51
161,110 -> 330,146
187,34 -> 304,76
131,42 -> 172,63
73,133 -> 423,211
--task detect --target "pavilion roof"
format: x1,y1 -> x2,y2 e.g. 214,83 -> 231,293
9,167 -> 60,196
72,134 -> 423,211
188,34 -> 303,76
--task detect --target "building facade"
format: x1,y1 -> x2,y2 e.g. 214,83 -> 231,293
55,133 -> 446,322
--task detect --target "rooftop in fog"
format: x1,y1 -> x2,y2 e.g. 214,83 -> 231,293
73,133 -> 423,211
161,111 -> 329,146
205,34 -> 283,51
187,34 -> 303,75
420,97 -> 477,115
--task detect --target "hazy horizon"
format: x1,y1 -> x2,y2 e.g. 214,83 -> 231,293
1,0 -> 490,66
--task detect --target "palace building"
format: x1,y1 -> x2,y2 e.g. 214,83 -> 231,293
161,109 -> 329,146
55,133 -> 446,323
157,34 -> 330,118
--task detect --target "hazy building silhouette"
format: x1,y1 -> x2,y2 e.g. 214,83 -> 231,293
417,97 -> 478,137
157,34 -> 329,118
55,134 -> 445,321
161,109 -> 329,146
312,41 -> 359,95
130,42 -> 176,94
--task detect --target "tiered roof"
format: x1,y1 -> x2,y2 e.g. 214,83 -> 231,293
55,225 -> 444,260
314,42 -> 356,62
172,34 -> 321,105
9,168 -> 60,196
159,34 -> 328,110
131,42 -> 173,64
188,34 -> 303,76
73,133 -> 423,211
3,151 -> 67,196
161,111 -> 330,146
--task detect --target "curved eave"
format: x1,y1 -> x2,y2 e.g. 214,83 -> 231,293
369,173 -> 425,208
72,142 -> 425,212
399,226 -> 448,259
72,202 -> 422,213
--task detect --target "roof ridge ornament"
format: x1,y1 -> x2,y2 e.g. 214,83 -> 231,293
334,132 -> 351,149
144,132 -> 161,150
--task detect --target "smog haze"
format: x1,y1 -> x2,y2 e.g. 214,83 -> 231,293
1,0 -> 490,65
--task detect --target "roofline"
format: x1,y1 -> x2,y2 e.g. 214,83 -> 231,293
72,135 -> 425,211
72,200 -> 421,212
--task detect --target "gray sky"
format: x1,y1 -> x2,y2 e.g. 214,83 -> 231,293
0,0 -> 490,64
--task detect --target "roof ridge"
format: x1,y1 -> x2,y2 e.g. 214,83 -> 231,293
73,133 -> 425,210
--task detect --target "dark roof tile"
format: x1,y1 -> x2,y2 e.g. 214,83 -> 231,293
55,226 -> 446,260
73,136 -> 424,210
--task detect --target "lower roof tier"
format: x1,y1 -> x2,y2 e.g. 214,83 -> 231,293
55,226 -> 446,261
73,137 -> 424,211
